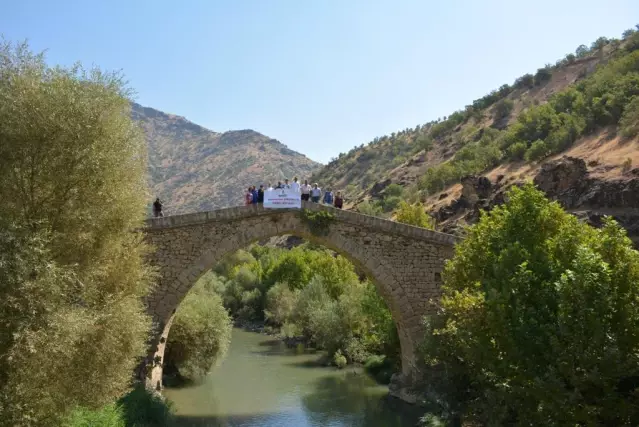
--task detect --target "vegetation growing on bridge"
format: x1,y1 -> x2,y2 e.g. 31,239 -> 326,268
300,209 -> 336,236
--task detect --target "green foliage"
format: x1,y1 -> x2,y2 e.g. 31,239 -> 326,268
507,141 -> 527,160
494,98 -> 514,120
264,282 -> 299,325
300,209 -> 335,236
333,350 -> 347,369
357,200 -> 384,217
620,95 -> 639,138
165,279 -> 232,381
64,386 -> 174,427
422,184 -> 639,425
524,139 -> 550,162
64,405 -> 125,427
394,201 -> 435,229
0,41 -> 153,426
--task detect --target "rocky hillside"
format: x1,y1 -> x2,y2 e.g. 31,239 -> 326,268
311,27 -> 639,241
133,103 -> 320,214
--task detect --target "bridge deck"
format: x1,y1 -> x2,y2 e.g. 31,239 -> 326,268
144,202 -> 458,246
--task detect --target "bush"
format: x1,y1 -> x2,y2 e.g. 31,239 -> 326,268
622,157 -> 633,173
524,139 -> 550,162
164,281 -> 232,381
507,141 -> 527,160
494,98 -> 514,120
357,200 -> 384,217
620,96 -> 639,138
333,350 -> 347,369
422,184 -> 639,425
394,201 -> 435,229
64,386 -> 174,427
64,405 -> 125,427
264,282 -> 299,325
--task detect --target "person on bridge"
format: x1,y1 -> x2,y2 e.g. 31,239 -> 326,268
153,198 -> 164,217
301,180 -> 311,201
334,192 -> 343,209
283,178 -> 291,189
323,188 -> 334,205
257,185 -> 265,204
245,187 -> 253,205
310,184 -> 322,203
251,186 -> 258,205
275,181 -> 283,189
291,176 -> 300,193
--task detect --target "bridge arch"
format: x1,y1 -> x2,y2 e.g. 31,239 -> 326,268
142,202 -> 457,401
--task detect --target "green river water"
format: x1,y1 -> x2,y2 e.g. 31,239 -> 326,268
164,328 -> 422,427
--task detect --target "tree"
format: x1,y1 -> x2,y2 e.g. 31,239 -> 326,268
525,139 -> 550,161
534,67 -> 552,85
494,98 -> 514,120
620,95 -> 639,138
623,28 -> 636,39
0,40 -> 154,425
164,281 -> 232,381
591,36 -> 609,50
394,201 -> 435,229
422,184 -> 639,426
575,44 -> 590,58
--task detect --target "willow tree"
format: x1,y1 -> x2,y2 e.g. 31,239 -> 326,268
0,40 -> 154,426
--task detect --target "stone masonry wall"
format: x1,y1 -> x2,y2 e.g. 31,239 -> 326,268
141,202 -> 457,401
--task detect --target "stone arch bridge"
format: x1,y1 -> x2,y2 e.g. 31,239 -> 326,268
142,202 -> 457,401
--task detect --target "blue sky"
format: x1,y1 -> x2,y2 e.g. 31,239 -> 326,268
2,0 -> 638,163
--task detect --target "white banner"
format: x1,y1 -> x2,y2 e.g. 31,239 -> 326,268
263,188 -> 301,209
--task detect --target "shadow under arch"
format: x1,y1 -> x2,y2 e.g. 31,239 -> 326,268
141,202 -> 457,402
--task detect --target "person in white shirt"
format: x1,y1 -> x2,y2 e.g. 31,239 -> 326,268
310,184 -> 322,203
291,176 -> 300,193
300,180 -> 312,201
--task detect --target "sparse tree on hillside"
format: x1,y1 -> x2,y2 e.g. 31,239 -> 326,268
623,29 -> 636,39
575,44 -> 589,58
0,40 -> 153,426
394,201 -> 435,229
591,36 -> 609,51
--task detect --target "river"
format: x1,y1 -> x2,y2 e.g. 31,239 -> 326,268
164,328 -> 422,427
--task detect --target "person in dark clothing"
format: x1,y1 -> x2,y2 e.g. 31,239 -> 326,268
153,198 -> 163,217
276,181 -> 283,189
257,185 -> 265,203
251,186 -> 258,205
334,192 -> 343,209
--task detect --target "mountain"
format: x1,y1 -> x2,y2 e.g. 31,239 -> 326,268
311,28 -> 639,242
132,103 -> 320,214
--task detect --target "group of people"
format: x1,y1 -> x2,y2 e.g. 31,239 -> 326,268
151,177 -> 344,219
244,177 -> 344,208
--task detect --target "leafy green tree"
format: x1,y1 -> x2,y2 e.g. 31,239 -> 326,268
422,184 -> 639,426
0,41 -> 153,425
507,141 -> 527,160
494,98 -> 514,120
534,67 -> 552,85
575,44 -> 590,58
620,95 -> 639,138
591,36 -> 609,50
524,139 -> 550,161
164,280 -> 232,381
394,201 -> 435,229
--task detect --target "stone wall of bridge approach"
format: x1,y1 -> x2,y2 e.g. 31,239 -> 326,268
140,201 -> 458,402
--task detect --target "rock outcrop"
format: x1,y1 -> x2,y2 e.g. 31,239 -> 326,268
434,156 -> 639,245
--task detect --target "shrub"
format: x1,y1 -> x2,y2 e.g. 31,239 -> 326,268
333,350 -> 347,369
357,200 -> 384,217
507,141 -> 527,160
620,96 -> 639,138
423,184 -> 639,425
524,139 -> 550,162
64,405 -> 125,427
264,282 -> 299,325
394,201 -> 435,229
164,281 -> 232,381
494,98 -> 514,120
622,157 -> 633,173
